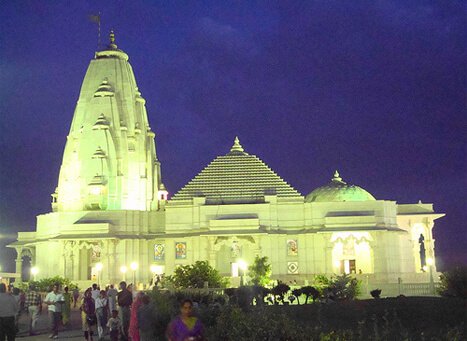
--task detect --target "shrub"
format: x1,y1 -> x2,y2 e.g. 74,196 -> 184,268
20,276 -> 79,292
301,285 -> 320,304
248,256 -> 272,287
165,261 -> 228,289
271,282 -> 290,305
370,289 -> 382,299
438,266 -> 467,298
325,274 -> 361,301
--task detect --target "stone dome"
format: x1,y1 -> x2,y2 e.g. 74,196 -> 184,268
305,171 -> 376,202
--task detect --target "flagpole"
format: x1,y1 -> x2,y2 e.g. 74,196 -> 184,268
97,12 -> 101,50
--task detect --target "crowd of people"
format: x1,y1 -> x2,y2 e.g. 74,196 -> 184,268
0,281 -> 205,341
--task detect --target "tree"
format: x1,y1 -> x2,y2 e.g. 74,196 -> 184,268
166,261 -> 228,289
300,286 -> 320,304
326,274 -> 361,300
271,282 -> 290,305
438,266 -> 467,298
291,288 -> 302,304
248,256 -> 272,287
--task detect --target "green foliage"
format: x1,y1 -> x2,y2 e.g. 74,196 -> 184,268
271,282 -> 290,304
301,285 -> 320,304
247,256 -> 272,287
165,261 -> 228,289
313,274 -> 331,294
316,274 -> 361,301
370,288 -> 382,299
22,276 -> 79,292
291,288 -> 302,304
438,266 -> 467,298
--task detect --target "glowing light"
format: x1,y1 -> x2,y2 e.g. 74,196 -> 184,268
426,258 -> 434,266
422,265 -> 428,272
89,186 -> 102,195
30,267 -> 39,275
150,265 -> 164,275
95,262 -> 103,271
130,262 -> 138,271
334,260 -> 341,268
120,266 -> 128,274
237,260 -> 248,271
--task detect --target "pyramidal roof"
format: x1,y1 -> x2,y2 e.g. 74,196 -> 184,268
170,137 -> 303,204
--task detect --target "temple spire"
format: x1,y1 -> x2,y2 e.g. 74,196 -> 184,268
230,136 -> 244,154
331,170 -> 346,184
109,30 -> 117,49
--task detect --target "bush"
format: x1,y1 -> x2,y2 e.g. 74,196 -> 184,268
370,289 -> 382,299
248,256 -> 272,286
18,276 -> 79,292
165,261 -> 228,289
438,266 -> 467,299
325,274 -> 361,301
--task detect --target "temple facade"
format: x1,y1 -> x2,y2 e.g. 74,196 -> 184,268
10,34 -> 444,291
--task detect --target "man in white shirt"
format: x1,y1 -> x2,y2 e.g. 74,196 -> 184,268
91,283 -> 100,301
44,284 -> 64,339
0,283 -> 18,341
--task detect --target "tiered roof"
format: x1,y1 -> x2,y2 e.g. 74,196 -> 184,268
170,137 -> 302,204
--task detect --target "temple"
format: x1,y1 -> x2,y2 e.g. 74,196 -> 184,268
9,33 -> 444,293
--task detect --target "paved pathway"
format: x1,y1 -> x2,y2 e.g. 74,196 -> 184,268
16,306 -> 88,341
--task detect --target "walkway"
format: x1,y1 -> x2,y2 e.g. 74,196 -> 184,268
17,306 -> 87,341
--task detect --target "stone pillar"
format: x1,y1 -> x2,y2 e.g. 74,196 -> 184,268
208,237 -> 217,268
15,256 -> 23,283
72,243 -> 80,281
108,240 -> 117,285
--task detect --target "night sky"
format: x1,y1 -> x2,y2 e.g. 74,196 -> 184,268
0,1 -> 465,272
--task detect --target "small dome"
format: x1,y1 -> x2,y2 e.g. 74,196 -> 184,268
305,171 -> 375,202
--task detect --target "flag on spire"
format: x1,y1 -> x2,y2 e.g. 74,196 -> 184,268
88,13 -> 100,23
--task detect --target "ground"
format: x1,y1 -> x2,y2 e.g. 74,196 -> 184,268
18,306 -> 89,341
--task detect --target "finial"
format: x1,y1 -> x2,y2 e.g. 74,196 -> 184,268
331,170 -> 345,184
109,30 -> 117,49
230,136 -> 244,153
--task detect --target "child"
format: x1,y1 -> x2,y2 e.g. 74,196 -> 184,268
107,310 -> 121,341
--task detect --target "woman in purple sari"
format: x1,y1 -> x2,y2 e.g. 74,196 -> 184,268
166,299 -> 204,341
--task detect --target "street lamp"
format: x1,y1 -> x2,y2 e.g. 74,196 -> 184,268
30,267 -> 39,281
238,260 -> 248,286
130,262 -> 138,286
426,257 -> 435,294
120,266 -> 128,281
150,265 -> 164,287
95,262 -> 103,287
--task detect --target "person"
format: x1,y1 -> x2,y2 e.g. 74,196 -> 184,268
106,310 -> 121,341
0,283 -> 18,341
62,286 -> 72,328
95,290 -> 109,341
44,283 -> 64,339
107,284 -> 118,312
128,292 -> 144,341
73,288 -> 80,308
11,288 -> 21,333
24,284 -> 42,336
166,299 -> 205,341
91,283 -> 100,301
137,295 -> 156,341
81,288 -> 97,341
117,281 -> 132,341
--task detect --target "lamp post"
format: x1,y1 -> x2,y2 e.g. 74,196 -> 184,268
426,257 -> 435,294
120,266 -> 128,281
238,260 -> 248,286
95,262 -> 103,287
130,262 -> 138,287
30,266 -> 39,281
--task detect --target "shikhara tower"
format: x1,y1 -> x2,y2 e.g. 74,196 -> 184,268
11,32 -> 444,295
53,31 -> 165,212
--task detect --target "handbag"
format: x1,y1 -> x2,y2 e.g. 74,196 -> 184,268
86,314 -> 97,326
